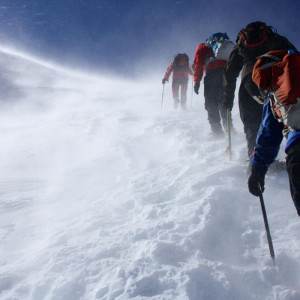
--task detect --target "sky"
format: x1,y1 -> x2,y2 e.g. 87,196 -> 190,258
1,0 -> 300,76
1,48 -> 300,299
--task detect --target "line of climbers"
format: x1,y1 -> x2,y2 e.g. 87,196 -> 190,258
162,21 -> 300,217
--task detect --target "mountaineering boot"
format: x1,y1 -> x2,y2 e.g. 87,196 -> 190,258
174,98 -> 180,109
208,130 -> 225,140
225,127 -> 237,136
267,160 -> 287,175
210,122 -> 224,137
181,103 -> 187,111
214,131 -> 225,139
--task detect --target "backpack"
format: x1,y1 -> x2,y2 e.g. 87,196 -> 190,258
205,32 -> 235,66
173,53 -> 189,72
237,22 -> 276,61
252,49 -> 300,130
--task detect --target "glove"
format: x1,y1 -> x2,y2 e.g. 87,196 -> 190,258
162,78 -> 167,84
194,83 -> 200,95
248,165 -> 267,196
222,98 -> 233,110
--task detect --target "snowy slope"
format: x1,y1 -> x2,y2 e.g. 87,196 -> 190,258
0,49 -> 300,300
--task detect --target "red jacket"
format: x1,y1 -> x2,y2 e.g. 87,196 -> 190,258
193,43 -> 227,84
164,62 -> 194,82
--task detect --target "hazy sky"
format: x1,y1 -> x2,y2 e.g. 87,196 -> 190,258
1,0 -> 299,76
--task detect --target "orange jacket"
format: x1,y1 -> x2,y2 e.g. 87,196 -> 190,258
193,43 -> 227,84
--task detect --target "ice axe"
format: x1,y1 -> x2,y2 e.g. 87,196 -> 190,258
258,183 -> 275,265
225,108 -> 232,160
161,83 -> 165,111
191,74 -> 194,108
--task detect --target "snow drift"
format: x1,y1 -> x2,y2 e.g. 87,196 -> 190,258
0,49 -> 300,300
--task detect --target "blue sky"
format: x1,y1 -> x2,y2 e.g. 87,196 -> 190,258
1,0 -> 299,76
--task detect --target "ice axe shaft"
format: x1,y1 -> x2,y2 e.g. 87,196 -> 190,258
161,84 -> 165,111
259,183 -> 275,264
191,74 -> 194,108
227,108 -> 232,160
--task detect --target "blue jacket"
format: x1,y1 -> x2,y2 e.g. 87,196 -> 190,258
252,99 -> 300,170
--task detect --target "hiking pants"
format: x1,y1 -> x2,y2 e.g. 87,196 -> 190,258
286,139 -> 300,216
239,74 -> 264,157
204,67 -> 229,133
172,82 -> 188,105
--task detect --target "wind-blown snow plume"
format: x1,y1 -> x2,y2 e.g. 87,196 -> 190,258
0,49 -> 300,300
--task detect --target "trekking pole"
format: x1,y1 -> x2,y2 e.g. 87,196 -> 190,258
226,108 -> 232,160
191,76 -> 194,108
161,84 -> 165,111
258,183 -> 275,265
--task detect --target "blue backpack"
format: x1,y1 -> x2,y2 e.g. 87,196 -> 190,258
205,32 -> 235,64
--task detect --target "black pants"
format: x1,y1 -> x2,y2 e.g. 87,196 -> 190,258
204,68 -> 230,133
286,139 -> 300,216
239,74 -> 264,157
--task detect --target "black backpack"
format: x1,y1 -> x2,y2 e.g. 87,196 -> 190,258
237,21 -> 276,61
173,53 -> 189,72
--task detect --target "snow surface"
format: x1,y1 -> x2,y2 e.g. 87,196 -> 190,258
1,49 -> 300,300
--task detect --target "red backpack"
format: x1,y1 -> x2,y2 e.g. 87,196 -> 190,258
252,49 -> 300,130
173,53 -> 189,72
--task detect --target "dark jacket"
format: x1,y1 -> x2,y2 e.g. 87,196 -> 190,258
223,30 -> 296,106
252,99 -> 300,170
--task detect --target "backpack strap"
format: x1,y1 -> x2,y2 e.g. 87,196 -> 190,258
260,54 -> 282,69
261,55 -> 282,61
261,62 -> 278,70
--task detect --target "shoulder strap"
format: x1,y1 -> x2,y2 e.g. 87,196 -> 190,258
261,54 -> 282,61
260,54 -> 282,69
